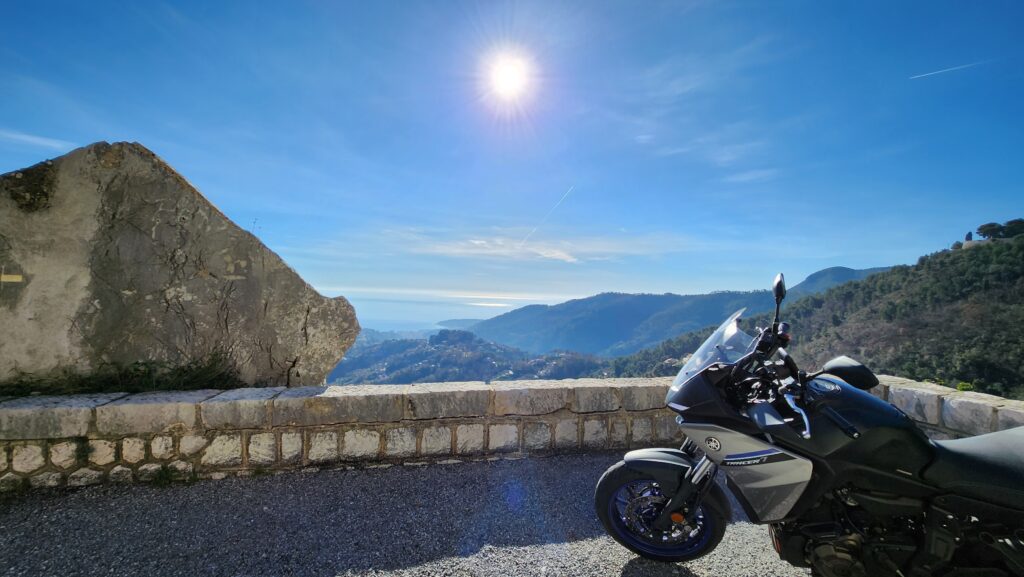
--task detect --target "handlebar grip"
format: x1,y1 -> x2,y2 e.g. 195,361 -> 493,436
778,347 -> 800,381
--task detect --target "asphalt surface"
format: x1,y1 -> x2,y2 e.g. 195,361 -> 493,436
0,454 -> 804,577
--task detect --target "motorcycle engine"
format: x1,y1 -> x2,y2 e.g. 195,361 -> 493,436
811,535 -> 867,577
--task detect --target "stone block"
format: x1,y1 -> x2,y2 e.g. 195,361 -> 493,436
386,428 -> 416,458
404,382 -> 491,419
137,463 -> 164,482
67,468 -> 102,487
121,438 -> 145,463
654,413 -> 681,442
523,422 -> 551,450
571,381 -> 620,413
49,441 -> 79,469
179,435 -> 208,457
342,429 -> 380,459
167,460 -> 192,479
942,392 -> 1002,436
0,447 -> 6,472
200,387 -> 284,429
421,426 -> 452,455
248,433 -> 277,466
12,445 -> 45,473
583,418 -> 608,448
456,424 -> 484,454
151,435 -> 175,460
30,472 -> 62,488
488,424 -> 519,452
619,380 -> 670,411
492,381 -> 570,416
96,390 -> 219,435
630,417 -> 653,446
554,419 -> 579,449
88,440 -> 116,466
109,465 -> 133,483
997,401 -> 1024,431
889,384 -> 948,425
0,393 -> 126,440
609,417 -> 628,448
0,472 -> 23,491
281,432 -> 303,463
308,431 -> 339,463
201,434 -> 242,467
271,385 -> 404,427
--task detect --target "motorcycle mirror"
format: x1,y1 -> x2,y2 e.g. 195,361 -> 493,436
773,273 -> 787,303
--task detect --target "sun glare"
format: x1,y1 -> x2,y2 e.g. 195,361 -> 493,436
483,50 -> 535,108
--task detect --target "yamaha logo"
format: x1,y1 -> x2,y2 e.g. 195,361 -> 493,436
705,437 -> 721,452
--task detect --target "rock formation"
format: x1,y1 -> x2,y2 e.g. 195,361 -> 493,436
0,142 -> 359,386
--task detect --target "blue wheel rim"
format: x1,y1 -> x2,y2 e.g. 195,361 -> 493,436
607,479 -> 715,557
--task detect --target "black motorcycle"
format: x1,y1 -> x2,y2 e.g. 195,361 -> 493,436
595,273 -> 1024,577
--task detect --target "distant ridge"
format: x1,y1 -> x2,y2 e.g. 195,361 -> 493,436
464,266 -> 889,357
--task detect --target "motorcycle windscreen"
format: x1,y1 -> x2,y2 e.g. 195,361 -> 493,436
677,421 -> 813,523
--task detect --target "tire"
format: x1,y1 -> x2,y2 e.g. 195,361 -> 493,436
595,460 -> 727,563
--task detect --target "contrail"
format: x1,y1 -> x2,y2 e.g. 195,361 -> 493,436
518,185 -> 575,248
909,60 -> 988,80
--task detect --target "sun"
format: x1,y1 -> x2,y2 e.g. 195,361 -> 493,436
483,50 -> 535,107
489,53 -> 531,101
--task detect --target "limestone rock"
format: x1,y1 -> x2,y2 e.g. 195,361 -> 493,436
67,468 -> 103,487
201,434 -> 241,467
0,142 -> 359,386
49,441 -> 79,470
88,440 -> 116,466
108,465 -> 133,483
12,445 -> 44,473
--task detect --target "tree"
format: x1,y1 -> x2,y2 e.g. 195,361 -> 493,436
977,222 -> 1005,239
1004,218 -> 1024,238
951,241 -> 963,250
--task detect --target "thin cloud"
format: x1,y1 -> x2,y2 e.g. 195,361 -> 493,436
465,302 -> 513,308
722,168 -> 779,183
0,129 -> 75,151
909,60 -> 989,80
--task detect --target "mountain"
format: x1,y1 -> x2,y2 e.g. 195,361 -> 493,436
328,330 -> 603,385
465,266 -> 888,357
608,237 -> 1024,399
786,266 -> 890,299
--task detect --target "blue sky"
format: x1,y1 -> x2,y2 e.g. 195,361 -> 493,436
2,1 -> 1022,328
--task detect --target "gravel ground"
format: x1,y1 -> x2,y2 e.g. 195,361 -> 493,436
0,453 -> 804,577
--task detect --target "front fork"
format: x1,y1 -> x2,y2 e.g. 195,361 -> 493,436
651,438 -> 719,531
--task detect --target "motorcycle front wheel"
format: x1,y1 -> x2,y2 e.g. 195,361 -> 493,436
595,460 -> 727,563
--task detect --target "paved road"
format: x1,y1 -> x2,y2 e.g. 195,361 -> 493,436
0,454 -> 803,577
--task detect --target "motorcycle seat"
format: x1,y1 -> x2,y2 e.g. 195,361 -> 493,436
923,426 -> 1024,509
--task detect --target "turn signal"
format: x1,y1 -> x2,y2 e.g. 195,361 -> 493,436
670,512 -> 685,524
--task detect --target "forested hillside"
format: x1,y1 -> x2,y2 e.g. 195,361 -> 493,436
609,237 -> 1024,399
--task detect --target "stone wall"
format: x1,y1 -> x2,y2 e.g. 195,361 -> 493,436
1,376 -> 1021,492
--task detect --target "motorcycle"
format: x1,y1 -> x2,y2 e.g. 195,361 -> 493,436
595,273 -> 1024,577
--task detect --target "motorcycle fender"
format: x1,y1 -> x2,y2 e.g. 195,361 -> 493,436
622,448 -> 733,518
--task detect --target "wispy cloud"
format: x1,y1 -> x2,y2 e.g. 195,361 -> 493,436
465,302 -> 513,308
722,168 -> 779,183
909,60 -> 989,80
414,231 -> 693,264
0,129 -> 75,151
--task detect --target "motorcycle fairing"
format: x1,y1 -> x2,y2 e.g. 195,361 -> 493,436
677,422 -> 813,523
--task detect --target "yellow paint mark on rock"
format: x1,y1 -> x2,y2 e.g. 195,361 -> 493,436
0,274 -> 24,283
